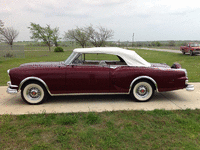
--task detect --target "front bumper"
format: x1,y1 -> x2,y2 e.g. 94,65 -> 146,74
186,84 -> 194,91
6,81 -> 18,94
193,50 -> 200,54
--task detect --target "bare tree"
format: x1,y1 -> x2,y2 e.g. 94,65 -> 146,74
87,25 -> 114,47
64,27 -> 90,48
0,26 -> 19,47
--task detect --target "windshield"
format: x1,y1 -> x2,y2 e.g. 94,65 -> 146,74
64,52 -> 78,65
191,43 -> 200,47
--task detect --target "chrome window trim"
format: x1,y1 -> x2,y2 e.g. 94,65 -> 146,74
64,52 -> 79,65
129,76 -> 158,93
65,52 -> 130,67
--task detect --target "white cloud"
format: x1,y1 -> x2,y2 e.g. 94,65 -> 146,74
1,0 -> 200,41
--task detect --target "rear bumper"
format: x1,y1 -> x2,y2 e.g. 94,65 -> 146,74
6,81 -> 18,94
186,84 -> 194,91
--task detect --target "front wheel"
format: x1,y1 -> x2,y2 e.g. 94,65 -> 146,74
21,82 -> 48,105
130,81 -> 154,102
182,50 -> 185,55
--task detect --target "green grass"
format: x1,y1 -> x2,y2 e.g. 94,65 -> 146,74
0,50 -> 73,86
0,109 -> 200,149
0,48 -> 199,86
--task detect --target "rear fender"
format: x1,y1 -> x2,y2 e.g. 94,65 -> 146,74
129,76 -> 158,93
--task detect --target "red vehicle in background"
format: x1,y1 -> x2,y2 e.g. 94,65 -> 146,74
180,43 -> 200,56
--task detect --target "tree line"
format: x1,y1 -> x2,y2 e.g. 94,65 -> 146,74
0,20 -> 114,51
28,23 -> 114,51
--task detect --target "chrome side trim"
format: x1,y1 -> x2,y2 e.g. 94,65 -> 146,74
50,92 -> 128,96
18,77 -> 51,95
129,76 -> 158,93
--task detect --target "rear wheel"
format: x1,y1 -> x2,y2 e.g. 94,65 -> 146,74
21,81 -> 48,105
130,80 -> 154,102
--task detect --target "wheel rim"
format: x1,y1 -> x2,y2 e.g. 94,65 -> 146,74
133,82 -> 152,101
23,84 -> 44,104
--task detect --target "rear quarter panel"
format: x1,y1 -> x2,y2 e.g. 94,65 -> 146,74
110,66 -> 187,92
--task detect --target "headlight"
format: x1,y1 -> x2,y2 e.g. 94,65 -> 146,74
185,79 -> 188,85
184,69 -> 188,77
7,69 -> 10,77
7,69 -> 10,74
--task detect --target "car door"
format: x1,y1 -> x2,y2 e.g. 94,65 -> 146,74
65,65 -> 110,93
186,44 -> 190,53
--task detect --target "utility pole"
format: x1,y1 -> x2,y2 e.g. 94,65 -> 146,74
132,33 -> 134,47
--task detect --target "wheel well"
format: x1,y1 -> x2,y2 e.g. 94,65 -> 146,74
132,79 -> 157,91
20,79 -> 46,90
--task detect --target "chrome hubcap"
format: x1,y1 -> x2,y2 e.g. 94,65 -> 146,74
28,87 -> 41,99
137,86 -> 148,96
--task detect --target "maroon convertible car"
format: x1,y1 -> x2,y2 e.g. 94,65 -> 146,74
7,47 -> 194,104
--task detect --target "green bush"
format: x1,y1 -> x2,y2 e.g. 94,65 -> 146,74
54,47 -> 64,52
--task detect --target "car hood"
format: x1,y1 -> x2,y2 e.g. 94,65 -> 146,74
151,63 -> 171,68
19,61 -> 65,68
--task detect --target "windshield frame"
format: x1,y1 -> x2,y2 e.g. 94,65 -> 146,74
64,52 -> 79,65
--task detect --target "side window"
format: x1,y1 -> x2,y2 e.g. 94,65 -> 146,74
72,54 -> 83,64
188,44 -> 190,47
83,53 -> 127,66
71,53 -> 127,66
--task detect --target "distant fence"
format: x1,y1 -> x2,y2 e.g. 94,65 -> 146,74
0,45 -> 25,60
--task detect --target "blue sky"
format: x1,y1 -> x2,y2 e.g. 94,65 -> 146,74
1,0 -> 200,42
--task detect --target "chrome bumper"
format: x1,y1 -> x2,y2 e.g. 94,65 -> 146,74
7,81 -> 18,94
186,84 -> 194,91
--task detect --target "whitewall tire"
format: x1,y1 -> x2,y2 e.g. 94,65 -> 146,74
21,82 -> 48,105
131,81 -> 154,102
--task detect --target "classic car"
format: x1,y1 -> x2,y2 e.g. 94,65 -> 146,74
180,43 -> 200,56
7,47 -> 194,104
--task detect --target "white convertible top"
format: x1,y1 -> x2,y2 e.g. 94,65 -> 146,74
73,47 -> 151,67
